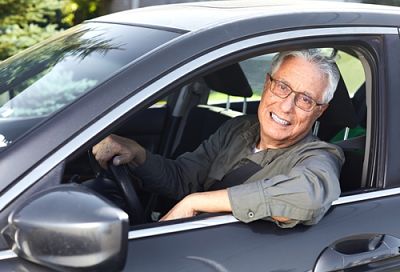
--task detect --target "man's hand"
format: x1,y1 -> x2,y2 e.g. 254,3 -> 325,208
159,195 -> 199,221
92,134 -> 146,169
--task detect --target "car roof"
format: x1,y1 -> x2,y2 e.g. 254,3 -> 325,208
90,0 -> 400,32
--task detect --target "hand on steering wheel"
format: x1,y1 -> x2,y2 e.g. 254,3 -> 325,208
88,150 -> 145,225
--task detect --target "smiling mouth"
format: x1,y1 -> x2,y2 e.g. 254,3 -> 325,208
271,112 -> 290,126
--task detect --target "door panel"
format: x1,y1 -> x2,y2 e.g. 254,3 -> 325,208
124,195 -> 400,271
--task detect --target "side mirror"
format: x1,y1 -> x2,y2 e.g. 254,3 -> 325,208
2,184 -> 129,271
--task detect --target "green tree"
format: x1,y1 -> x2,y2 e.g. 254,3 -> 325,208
0,0 -> 65,60
62,0 -> 108,26
0,0 -> 108,60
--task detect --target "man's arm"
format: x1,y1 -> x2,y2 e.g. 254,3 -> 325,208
160,189 -> 290,223
160,189 -> 231,221
160,142 -> 342,226
92,117 -> 238,200
132,118 -> 239,199
228,148 -> 343,227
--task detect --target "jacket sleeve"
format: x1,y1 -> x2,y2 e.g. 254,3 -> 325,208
132,118 -> 234,200
227,147 -> 343,228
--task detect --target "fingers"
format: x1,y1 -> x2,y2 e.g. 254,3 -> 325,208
159,197 -> 197,221
160,208 -> 197,221
159,210 -> 172,221
271,216 -> 290,223
92,134 -> 146,169
92,135 -> 123,169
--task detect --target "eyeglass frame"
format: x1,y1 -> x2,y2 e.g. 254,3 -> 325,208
266,73 -> 326,112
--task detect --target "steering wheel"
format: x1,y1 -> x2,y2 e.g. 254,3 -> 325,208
108,163 -> 145,224
87,150 -> 145,224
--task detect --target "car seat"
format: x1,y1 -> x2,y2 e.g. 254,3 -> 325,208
315,73 -> 366,193
171,63 -> 253,158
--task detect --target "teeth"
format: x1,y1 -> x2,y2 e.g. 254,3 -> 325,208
271,113 -> 290,126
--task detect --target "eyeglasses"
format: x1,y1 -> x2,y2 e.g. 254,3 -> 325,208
267,73 -> 325,112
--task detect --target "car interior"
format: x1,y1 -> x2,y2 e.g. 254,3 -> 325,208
62,47 -> 368,224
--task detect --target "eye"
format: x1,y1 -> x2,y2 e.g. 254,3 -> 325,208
299,94 -> 314,106
277,81 -> 289,92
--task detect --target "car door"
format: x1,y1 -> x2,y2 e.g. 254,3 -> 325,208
118,28 -> 400,271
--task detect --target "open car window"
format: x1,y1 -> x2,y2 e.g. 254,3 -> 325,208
59,46 -> 369,231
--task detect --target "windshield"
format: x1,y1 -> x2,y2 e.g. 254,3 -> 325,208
0,22 -> 179,149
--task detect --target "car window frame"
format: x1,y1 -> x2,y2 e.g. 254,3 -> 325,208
119,32 -> 386,235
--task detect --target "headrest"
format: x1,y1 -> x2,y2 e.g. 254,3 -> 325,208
317,72 -> 358,141
203,63 -> 253,98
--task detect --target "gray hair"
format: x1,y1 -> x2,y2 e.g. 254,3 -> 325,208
270,49 -> 340,104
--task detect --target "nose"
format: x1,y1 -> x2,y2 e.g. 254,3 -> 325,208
279,92 -> 296,112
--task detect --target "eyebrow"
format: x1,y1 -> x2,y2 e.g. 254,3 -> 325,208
302,91 -> 315,99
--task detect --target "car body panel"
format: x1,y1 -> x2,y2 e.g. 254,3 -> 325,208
0,1 -> 400,271
0,26 -> 394,213
120,191 -> 400,271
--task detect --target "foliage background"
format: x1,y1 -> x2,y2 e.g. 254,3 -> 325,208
0,0 -> 107,60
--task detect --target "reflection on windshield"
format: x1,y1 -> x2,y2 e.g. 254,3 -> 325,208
0,23 -> 179,152
1,69 -> 98,117
0,134 -> 8,147
0,25 -> 122,117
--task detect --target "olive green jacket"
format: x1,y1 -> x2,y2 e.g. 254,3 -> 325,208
135,115 -> 344,228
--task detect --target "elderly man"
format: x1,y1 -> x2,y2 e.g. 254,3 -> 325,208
93,49 -> 344,228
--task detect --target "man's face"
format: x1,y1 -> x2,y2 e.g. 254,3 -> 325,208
257,56 -> 329,149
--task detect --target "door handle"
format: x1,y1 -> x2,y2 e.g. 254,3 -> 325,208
313,233 -> 400,272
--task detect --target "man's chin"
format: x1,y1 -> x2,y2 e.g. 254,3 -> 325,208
261,132 -> 291,146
